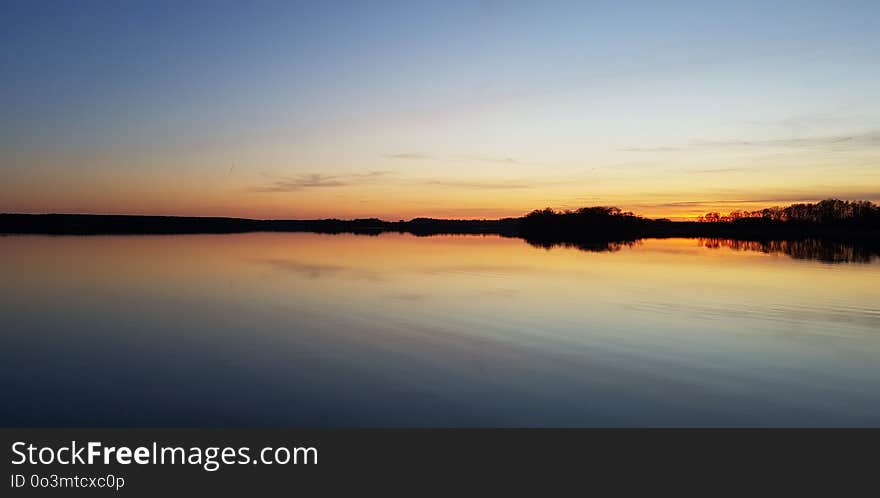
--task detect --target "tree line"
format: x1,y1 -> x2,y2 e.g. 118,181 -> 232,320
696,199 -> 879,224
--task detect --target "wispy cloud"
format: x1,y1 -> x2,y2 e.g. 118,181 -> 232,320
685,167 -> 757,174
254,169 -> 560,193
253,171 -> 395,192
417,206 -> 526,218
386,153 -> 519,165
692,132 -> 880,149
743,111 -> 877,134
424,179 -> 533,189
386,153 -> 430,160
621,131 -> 880,153
640,200 -> 760,208
637,191 -> 880,209
618,146 -> 683,152
463,155 -> 518,164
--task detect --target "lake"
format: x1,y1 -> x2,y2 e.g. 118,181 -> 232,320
2,233 -> 878,426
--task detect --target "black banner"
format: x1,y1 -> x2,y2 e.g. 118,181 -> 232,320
2,429 -> 876,495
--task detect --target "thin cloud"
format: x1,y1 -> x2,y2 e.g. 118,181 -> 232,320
424,179 -> 533,189
386,153 -> 431,160
639,192 -> 880,209
253,171 -> 395,192
463,155 -> 518,164
640,200 -> 759,208
691,132 -> 879,148
258,174 -> 347,191
255,170 -> 557,193
744,112 -> 857,132
426,206 -> 523,217
618,146 -> 683,152
686,167 -> 757,174
621,131 -> 880,153
386,152 -> 519,165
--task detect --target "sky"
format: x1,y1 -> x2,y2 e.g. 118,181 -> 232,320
2,0 -> 879,220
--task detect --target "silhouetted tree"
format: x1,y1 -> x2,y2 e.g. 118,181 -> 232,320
698,199 -> 879,226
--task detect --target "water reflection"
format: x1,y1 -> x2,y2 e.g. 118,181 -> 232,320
527,236 -> 880,263
525,239 -> 639,253
1,233 -> 878,427
698,238 -> 880,264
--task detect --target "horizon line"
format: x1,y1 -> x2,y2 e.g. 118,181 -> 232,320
3,197 -> 877,223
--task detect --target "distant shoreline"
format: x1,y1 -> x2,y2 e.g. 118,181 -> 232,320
0,213 -> 516,235
1,212 -> 878,243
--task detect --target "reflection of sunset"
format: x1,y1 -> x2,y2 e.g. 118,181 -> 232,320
4,232 -> 880,426
5,233 -> 878,316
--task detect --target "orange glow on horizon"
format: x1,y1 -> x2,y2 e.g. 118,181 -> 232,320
4,182 -> 876,222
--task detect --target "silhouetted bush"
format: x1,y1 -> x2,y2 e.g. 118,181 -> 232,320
519,206 -> 648,242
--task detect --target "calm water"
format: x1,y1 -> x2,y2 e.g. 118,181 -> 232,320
2,233 -> 879,427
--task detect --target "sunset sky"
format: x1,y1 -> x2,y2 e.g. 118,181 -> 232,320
2,1 -> 879,220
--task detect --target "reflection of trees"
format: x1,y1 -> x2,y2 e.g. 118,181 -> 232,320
512,203 -> 880,263
525,239 -> 639,253
698,238 -> 880,263
523,236 -> 879,263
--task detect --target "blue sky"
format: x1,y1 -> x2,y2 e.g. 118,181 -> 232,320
2,0 -> 879,218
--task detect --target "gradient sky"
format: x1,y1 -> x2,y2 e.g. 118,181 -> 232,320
2,0 -> 879,219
